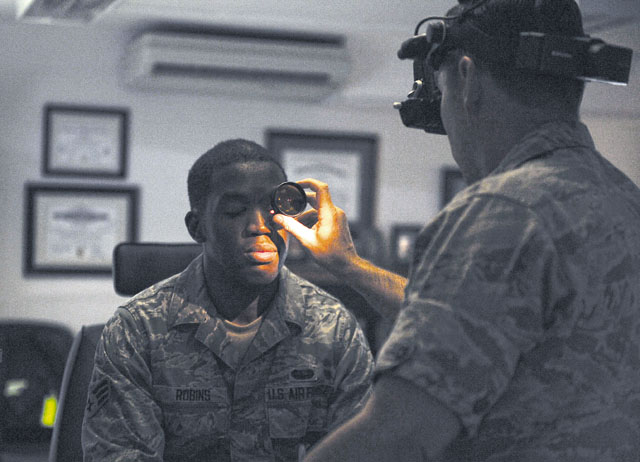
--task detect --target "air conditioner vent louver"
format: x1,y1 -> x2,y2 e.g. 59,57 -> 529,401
123,28 -> 350,101
151,63 -> 333,86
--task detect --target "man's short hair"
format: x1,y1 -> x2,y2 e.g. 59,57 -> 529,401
448,0 -> 586,112
187,139 -> 286,211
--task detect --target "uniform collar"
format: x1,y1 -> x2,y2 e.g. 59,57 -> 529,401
166,255 -> 212,328
492,120 -> 596,175
167,256 -> 305,329
166,256 -> 306,368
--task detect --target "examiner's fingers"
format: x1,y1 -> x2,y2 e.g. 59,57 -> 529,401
304,191 -> 318,209
297,209 -> 318,228
296,179 -> 332,207
273,214 -> 316,246
295,179 -> 335,221
294,178 -> 327,192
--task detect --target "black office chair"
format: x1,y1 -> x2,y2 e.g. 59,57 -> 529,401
47,324 -> 104,462
112,242 -> 202,296
47,242 -> 202,462
0,321 -> 73,462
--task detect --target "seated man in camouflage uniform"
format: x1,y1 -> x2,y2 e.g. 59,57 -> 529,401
82,139 -> 373,461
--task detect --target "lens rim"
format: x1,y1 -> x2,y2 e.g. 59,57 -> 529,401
271,182 -> 307,217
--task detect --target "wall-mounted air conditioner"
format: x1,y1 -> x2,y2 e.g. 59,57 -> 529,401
123,27 -> 351,101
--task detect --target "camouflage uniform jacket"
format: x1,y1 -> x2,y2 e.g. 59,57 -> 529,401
82,259 -> 373,462
376,121 -> 640,461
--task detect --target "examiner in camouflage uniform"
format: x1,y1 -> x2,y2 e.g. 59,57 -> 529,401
370,120 -> 640,461
82,139 -> 374,461
274,1 -> 640,461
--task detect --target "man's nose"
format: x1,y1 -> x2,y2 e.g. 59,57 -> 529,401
246,207 -> 273,234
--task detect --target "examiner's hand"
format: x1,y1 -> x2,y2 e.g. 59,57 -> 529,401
272,178 -> 360,273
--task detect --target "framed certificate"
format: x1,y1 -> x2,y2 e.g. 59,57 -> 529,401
24,184 -> 139,275
42,104 -> 129,178
266,129 -> 378,227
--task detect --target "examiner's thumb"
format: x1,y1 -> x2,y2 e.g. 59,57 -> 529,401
273,214 -> 314,246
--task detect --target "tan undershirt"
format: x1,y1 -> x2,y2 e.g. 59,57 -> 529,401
220,315 -> 263,369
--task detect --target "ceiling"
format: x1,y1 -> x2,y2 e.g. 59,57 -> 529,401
1,0 -> 639,114
4,0 -> 638,33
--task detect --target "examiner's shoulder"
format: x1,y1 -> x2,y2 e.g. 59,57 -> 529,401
448,160 -> 579,215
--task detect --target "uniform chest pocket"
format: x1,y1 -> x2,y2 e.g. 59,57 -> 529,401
153,385 -> 229,441
265,384 -> 328,439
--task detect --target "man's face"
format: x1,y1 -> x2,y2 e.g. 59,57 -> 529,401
196,161 -> 289,286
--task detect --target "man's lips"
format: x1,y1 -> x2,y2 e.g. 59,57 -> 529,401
245,246 -> 278,263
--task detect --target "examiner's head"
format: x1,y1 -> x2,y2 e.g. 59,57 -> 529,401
445,0 -> 585,113
434,0 -> 586,182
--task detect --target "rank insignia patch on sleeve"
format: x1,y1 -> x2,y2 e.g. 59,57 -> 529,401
86,377 -> 110,417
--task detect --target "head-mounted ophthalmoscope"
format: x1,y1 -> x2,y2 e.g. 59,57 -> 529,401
393,1 -> 633,135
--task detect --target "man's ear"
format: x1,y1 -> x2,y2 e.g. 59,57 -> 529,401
458,55 -> 482,114
185,210 -> 205,243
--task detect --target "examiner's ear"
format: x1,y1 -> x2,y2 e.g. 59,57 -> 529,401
185,210 -> 205,243
458,55 -> 482,113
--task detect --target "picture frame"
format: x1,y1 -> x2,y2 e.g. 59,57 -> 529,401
266,129 -> 378,228
42,104 -> 129,178
441,167 -> 467,208
390,224 -> 422,273
24,184 -> 139,275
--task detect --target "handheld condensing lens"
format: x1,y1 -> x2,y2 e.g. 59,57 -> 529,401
271,182 -> 307,217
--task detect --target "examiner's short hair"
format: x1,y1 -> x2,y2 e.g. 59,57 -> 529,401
447,0 -> 586,112
187,139 -> 286,211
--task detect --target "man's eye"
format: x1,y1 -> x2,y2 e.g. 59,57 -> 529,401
223,207 -> 246,217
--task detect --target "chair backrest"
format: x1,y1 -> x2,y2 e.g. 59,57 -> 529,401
48,323 -> 105,462
0,321 -> 73,450
113,242 -> 202,296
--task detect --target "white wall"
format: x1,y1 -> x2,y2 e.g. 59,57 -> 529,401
0,21 -> 638,333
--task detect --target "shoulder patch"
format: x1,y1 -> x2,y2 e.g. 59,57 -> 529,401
86,377 -> 110,418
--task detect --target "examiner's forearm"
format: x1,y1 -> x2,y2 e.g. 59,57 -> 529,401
304,376 -> 461,462
330,255 -> 407,320
303,413 -> 421,462
304,379 -> 427,462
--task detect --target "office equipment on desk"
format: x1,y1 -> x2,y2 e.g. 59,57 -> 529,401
0,321 -> 73,462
